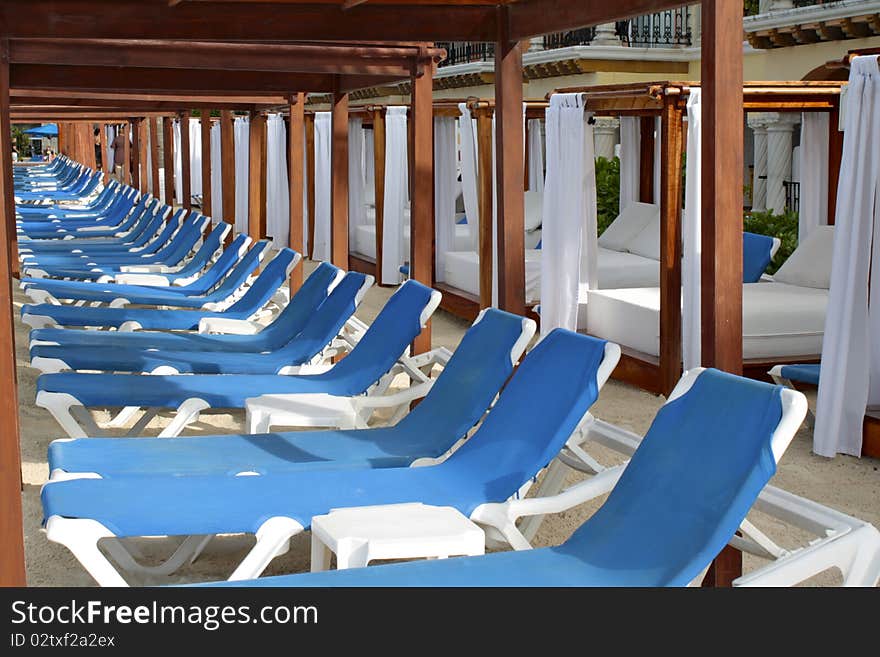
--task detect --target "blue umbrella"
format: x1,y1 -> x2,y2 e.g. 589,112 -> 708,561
23,124 -> 59,137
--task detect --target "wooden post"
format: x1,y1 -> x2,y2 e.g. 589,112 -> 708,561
700,0 -> 745,588
180,111 -> 192,210
0,42 -> 26,585
130,118 -> 141,191
122,121 -> 131,185
330,88 -> 349,268
827,101 -> 843,226
495,11 -> 526,315
248,111 -> 268,239
200,112 -> 212,219
289,93 -> 305,291
372,109 -> 386,279
639,115 -> 655,203
305,113 -> 316,259
162,116 -> 174,207
138,119 -> 149,192
475,109 -> 494,308
150,117 -> 161,201
658,101 -> 684,397
220,110 -> 235,225
99,123 -> 109,184
410,63 -> 434,355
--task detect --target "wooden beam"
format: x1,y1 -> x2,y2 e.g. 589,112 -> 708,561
249,112 -> 268,239
179,111 -> 192,210
0,41 -> 26,586
289,93 -> 305,291
509,0 -> 684,40
138,118 -> 149,192
12,89 -> 289,106
494,7 -> 526,316
200,111 -> 212,219
330,89 -> 350,268
372,109 -> 386,281
658,101 -> 683,397
163,116 -> 175,206
305,113 -> 316,259
150,117 -> 161,201
410,66 -> 434,355
475,110 -> 493,308
220,110 -> 235,225
0,1 -> 498,42
130,117 -> 141,190
827,101 -> 843,225
700,0 -> 745,588
98,122 -> 109,183
639,115 -> 655,203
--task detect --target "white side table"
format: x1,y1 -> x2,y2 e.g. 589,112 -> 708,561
310,503 -> 485,571
245,393 -> 358,433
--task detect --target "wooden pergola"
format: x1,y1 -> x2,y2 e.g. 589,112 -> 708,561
0,0 -> 748,587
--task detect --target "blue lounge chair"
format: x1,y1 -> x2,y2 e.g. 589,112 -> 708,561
769,363 -> 820,427
39,328 -> 620,585
47,308 -> 536,478
35,278 -> 439,438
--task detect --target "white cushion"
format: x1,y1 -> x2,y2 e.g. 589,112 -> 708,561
598,202 -> 659,252
524,190 -> 543,231
626,212 -> 661,261
773,225 -> 834,289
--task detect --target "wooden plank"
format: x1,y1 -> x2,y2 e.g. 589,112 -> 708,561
509,0 -> 684,40
863,415 -> 880,460
436,283 -> 481,322
220,110 -> 235,225
700,0 -> 745,588
289,93 -> 305,292
200,112 -> 212,219
827,101 -> 843,225
410,65 -> 434,355
0,43 -> 26,585
248,112 -> 268,239
179,110 -> 192,210
475,110 -> 493,308
150,117 -> 161,199
348,253 -> 377,277
162,116 -> 174,206
305,113 -> 316,259
372,109 -> 387,281
98,122 -> 109,183
13,89 -> 290,106
639,115 -> 655,203
330,89 -> 349,268
658,101 -> 683,397
494,12 -> 526,316
130,117 -> 141,190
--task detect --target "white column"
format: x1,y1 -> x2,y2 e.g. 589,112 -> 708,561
765,113 -> 800,214
528,37 -> 543,52
592,23 -> 621,46
747,113 -> 769,212
592,117 -> 619,160
759,0 -> 794,12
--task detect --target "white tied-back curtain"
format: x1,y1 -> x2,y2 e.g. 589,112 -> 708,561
434,116 -> 458,282
348,118 -> 366,249
682,89 -> 703,372
173,120 -> 183,204
653,117 -> 662,205
266,114 -> 290,248
233,116 -> 250,235
364,128 -> 376,211
382,106 -> 409,284
301,122 -> 310,255
528,118 -> 545,194
105,126 -> 116,175
798,112 -> 830,243
458,104 -> 480,252
189,118 -> 202,201
814,55 -> 880,458
210,121 -> 223,223
312,112 -> 332,262
540,93 -> 598,334
619,116 -> 640,212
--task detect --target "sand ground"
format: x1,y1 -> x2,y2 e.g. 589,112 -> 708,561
14,259 -> 880,586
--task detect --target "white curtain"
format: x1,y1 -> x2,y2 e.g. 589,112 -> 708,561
540,93 -> 598,334
682,90 -> 703,372
189,119 -> 202,199
653,117 -> 662,205
458,104 -> 480,251
105,125 -> 116,174
145,125 -> 153,195
312,111 -> 332,262
364,128 -> 376,211
799,113 -> 830,242
528,118 -> 544,194
302,123 -> 310,255
434,116 -> 458,282
381,106 -> 409,284
348,118 -> 366,249
210,121 -> 223,223
619,116 -> 640,212
173,120 -> 183,204
266,114 -> 290,248
814,55 -> 880,458
233,116 -> 250,235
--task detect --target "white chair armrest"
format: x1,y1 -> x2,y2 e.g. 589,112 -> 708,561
113,274 -> 171,287
351,381 -> 434,410
118,264 -> 172,273
197,317 -> 262,335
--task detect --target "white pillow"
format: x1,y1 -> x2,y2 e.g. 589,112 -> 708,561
598,202 -> 659,252
524,190 -> 543,231
626,213 -> 661,261
774,225 -> 834,289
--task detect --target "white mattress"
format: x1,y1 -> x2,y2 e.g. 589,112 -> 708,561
582,282 -> 827,359
444,250 -> 543,303
352,224 -> 471,260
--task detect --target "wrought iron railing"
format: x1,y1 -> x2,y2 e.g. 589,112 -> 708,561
620,8 -> 693,47
436,42 -> 494,67
783,181 -> 800,213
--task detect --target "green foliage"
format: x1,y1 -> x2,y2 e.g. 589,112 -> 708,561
743,0 -> 760,16
595,155 -> 620,235
11,125 -> 31,156
743,208 -> 799,274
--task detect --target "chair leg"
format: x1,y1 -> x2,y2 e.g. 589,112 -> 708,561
158,398 -> 211,437
228,517 -> 304,581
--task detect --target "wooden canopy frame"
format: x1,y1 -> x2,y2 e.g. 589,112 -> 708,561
0,0 -> 750,587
